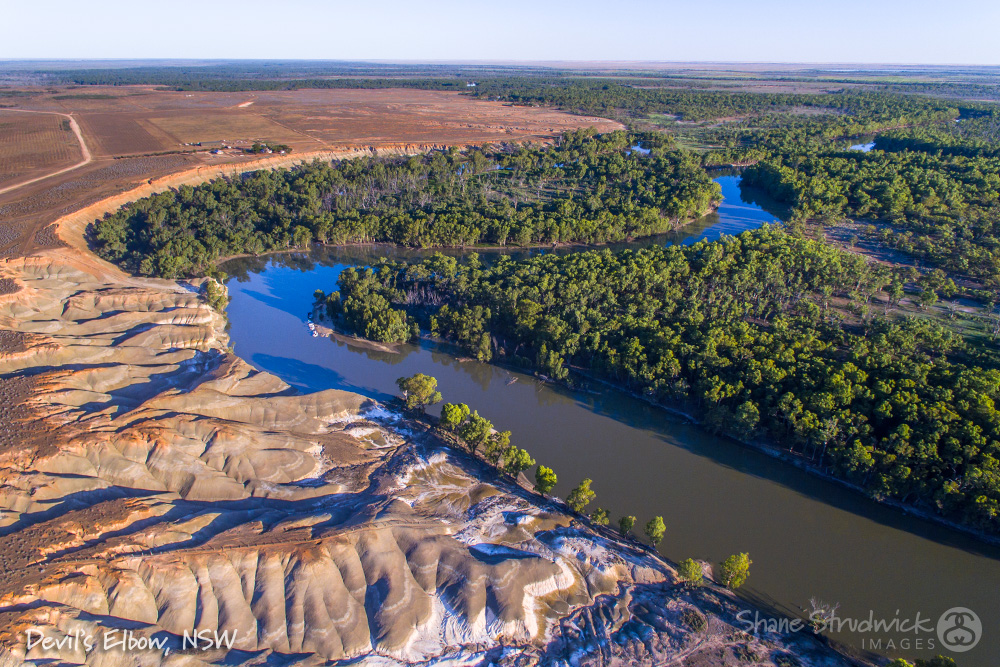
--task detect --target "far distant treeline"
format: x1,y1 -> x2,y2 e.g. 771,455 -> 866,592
89,130 -> 720,277
315,228 -> 1000,535
37,63 -> 996,124
471,82 -> 965,123
34,60 -> 554,84
36,62 -> 565,92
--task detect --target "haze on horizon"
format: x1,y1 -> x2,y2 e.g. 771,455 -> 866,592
5,0 -> 1000,66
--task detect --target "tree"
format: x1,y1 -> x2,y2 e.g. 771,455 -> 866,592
395,374 -> 442,412
917,287 -> 938,310
566,478 -> 596,513
590,507 -> 610,526
534,465 -> 558,495
644,516 -> 666,546
204,279 -> 229,312
484,430 -> 511,464
677,558 -> 703,586
475,331 -> 493,362
439,402 -> 470,431
719,552 -> 752,590
502,446 -> 535,478
619,515 -> 636,536
458,411 -> 493,452
733,400 -> 760,438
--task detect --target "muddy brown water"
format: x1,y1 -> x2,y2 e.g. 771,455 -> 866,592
224,176 -> 1000,666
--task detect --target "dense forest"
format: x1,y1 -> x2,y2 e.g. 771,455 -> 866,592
89,130 -> 720,277
741,118 -> 1000,288
314,228 -> 1000,534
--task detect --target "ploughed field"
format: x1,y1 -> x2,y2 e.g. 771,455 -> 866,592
0,112 -> 82,187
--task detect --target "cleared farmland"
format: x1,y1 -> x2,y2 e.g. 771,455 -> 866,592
0,111 -> 82,187
144,109 -> 306,146
76,113 -> 174,155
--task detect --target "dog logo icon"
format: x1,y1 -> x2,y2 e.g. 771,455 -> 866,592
937,607 -> 981,652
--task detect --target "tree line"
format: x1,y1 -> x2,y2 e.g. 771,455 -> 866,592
472,83 -> 962,126
394,372 -> 751,590
89,129 -> 720,278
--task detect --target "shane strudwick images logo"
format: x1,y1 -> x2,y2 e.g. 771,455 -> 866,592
937,607 -> 982,652
737,601 -> 984,655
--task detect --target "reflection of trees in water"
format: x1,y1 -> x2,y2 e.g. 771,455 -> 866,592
429,349 -> 499,391
223,256 -> 269,282
531,379 -> 581,409
328,335 -> 416,366
222,175 -> 790,283
737,181 -> 791,221
224,251 -> 328,282
224,244 -> 559,284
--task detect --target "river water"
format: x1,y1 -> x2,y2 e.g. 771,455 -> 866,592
224,176 -> 1000,666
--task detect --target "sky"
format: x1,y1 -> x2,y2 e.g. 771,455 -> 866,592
3,0 -> 1000,64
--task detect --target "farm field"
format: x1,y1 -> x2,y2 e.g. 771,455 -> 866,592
142,109 -> 305,147
7,86 -> 620,158
0,110 -> 82,188
75,112 -> 175,155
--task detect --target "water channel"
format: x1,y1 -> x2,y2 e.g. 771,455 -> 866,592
224,175 -> 1000,665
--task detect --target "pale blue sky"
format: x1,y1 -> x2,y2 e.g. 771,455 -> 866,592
4,0 -> 999,64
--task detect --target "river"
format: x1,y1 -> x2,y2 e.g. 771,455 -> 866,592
223,176 -> 1000,666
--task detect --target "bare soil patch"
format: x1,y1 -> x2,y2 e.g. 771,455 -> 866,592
0,110 -> 82,187
0,373 -> 59,459
76,112 -> 173,155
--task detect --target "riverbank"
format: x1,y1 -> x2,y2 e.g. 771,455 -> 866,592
562,362 -> 1000,548
0,144 -> 866,667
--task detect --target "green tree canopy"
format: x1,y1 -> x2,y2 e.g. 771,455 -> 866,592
502,446 -> 535,478
439,402 -> 470,431
677,558 -> 704,586
395,373 -> 442,412
590,507 -> 610,526
719,552 -> 752,590
566,478 -> 596,513
534,465 -> 558,495
644,516 -> 666,546
458,411 -> 493,452
484,430 -> 511,465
